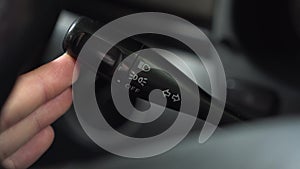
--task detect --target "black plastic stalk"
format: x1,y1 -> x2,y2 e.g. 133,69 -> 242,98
63,17 -> 242,125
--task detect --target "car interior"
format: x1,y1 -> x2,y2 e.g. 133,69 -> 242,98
1,0 -> 300,168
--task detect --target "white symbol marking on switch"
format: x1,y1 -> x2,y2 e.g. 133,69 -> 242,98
138,61 -> 151,72
138,77 -> 147,87
129,71 -> 138,80
171,94 -> 180,102
162,89 -> 171,97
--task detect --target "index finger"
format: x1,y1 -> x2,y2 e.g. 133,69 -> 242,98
0,54 -> 75,130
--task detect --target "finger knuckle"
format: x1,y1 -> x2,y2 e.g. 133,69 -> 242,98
33,113 -> 43,132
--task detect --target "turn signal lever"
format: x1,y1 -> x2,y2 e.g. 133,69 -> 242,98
63,17 -> 241,127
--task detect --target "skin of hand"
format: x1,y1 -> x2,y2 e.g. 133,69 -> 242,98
0,54 -> 75,169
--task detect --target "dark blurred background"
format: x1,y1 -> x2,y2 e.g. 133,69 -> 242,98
7,0 -> 296,168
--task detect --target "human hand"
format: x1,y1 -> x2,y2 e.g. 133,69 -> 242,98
0,54 -> 75,169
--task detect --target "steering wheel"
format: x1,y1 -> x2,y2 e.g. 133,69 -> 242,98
0,0 -> 60,109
